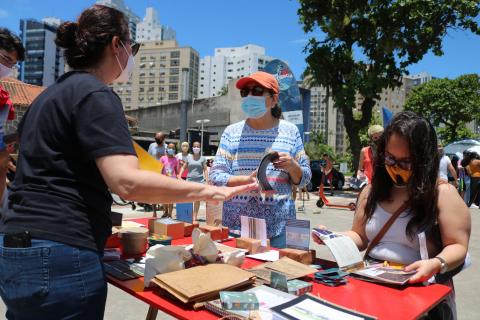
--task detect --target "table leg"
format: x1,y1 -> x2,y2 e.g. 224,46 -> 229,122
146,306 -> 158,320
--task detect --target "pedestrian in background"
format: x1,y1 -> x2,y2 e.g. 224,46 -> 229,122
176,141 -> 190,180
148,131 -> 167,160
179,141 -> 208,221
160,142 -> 181,217
357,125 -> 384,183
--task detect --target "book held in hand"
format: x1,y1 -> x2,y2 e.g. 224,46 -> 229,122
312,228 -> 415,285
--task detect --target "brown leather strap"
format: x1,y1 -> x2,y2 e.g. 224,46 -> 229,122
364,202 -> 409,260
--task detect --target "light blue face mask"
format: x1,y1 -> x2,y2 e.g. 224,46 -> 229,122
167,148 -> 175,155
241,96 -> 267,119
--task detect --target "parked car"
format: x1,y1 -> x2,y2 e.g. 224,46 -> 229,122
308,160 -> 345,192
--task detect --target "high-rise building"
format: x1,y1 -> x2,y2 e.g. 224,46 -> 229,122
112,40 -> 199,110
198,44 -> 275,98
19,18 -> 64,86
95,0 -> 140,40
136,7 -> 176,43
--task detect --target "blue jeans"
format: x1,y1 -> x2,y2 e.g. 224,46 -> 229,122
0,235 -> 107,320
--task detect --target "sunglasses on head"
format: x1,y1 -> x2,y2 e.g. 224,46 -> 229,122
240,86 -> 271,98
384,154 -> 412,170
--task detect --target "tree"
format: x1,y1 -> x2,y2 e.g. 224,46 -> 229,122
304,130 -> 335,160
404,74 -> 480,144
298,0 -> 480,172
218,85 -> 228,96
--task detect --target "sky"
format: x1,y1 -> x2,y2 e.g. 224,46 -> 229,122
1,0 -> 479,79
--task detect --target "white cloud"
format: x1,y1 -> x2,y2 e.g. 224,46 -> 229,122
0,9 -> 8,18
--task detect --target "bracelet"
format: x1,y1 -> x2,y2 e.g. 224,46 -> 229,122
433,256 -> 448,274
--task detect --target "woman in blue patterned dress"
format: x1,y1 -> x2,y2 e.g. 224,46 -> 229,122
210,71 -> 311,248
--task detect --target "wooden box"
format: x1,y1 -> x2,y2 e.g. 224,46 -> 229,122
152,218 -> 185,240
279,248 -> 316,265
199,225 -> 225,241
235,237 -> 270,254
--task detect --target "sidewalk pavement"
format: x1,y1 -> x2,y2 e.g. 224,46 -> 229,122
1,192 -> 479,319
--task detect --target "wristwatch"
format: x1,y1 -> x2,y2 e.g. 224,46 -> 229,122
434,256 -> 448,274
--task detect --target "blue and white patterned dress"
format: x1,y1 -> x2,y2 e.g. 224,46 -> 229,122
210,120 -> 311,238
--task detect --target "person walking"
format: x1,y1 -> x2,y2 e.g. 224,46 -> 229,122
160,143 -> 181,217
210,71 -> 311,248
461,150 -> 480,209
148,131 -> 167,160
179,141 -> 209,221
357,125 -> 384,183
0,6 -> 256,319
176,141 -> 190,180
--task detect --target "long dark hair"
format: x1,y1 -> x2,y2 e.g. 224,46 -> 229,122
364,111 -> 440,238
55,5 -> 129,69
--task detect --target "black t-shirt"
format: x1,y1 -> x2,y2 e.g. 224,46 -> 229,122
0,71 -> 136,252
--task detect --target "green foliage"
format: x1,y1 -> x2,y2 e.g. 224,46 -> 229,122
218,85 -> 228,96
404,74 -> 480,144
298,0 -> 480,171
304,130 -> 335,160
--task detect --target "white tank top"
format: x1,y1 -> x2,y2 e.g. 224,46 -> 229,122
365,204 -> 421,264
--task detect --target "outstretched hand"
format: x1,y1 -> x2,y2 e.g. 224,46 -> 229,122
208,181 -> 258,204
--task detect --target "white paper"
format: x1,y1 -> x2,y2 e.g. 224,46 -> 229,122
247,250 -> 280,262
241,216 -> 268,246
282,299 -> 364,320
323,236 -> 363,269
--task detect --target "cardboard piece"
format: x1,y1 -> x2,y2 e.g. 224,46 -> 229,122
176,203 -> 193,223
152,264 -> 256,304
199,225 -> 228,241
267,257 -> 317,279
279,248 -> 316,265
153,218 -> 185,240
235,237 -> 270,254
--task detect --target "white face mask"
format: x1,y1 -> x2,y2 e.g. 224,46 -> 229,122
112,41 -> 134,83
0,62 -> 12,79
193,147 -> 201,154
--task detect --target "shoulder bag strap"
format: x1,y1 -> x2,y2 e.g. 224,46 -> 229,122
363,201 -> 409,260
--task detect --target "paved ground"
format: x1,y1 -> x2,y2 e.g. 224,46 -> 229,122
1,191 -> 479,319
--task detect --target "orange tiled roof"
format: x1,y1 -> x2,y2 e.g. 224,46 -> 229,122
0,77 -> 45,107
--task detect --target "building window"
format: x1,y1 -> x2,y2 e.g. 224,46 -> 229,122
170,60 -> 180,67
168,93 -> 178,100
148,87 -> 154,92
170,51 -> 180,58
170,68 -> 179,75
169,76 -> 179,83
169,85 -> 178,91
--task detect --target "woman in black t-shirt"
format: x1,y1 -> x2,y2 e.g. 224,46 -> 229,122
0,5 -> 256,320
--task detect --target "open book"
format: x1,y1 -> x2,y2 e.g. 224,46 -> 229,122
312,228 -> 415,285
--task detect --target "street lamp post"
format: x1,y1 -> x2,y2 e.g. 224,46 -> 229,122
196,119 -> 210,156
303,131 -> 311,143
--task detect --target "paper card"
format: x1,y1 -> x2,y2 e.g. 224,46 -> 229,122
176,203 -> 193,223
241,216 -> 267,246
286,219 -> 311,251
271,271 -> 289,293
206,201 -> 223,226
246,250 -> 280,262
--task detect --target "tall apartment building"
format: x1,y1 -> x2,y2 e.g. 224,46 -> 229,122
303,84 -> 346,154
19,18 -> 64,86
136,7 -> 176,43
112,40 -> 199,110
96,0 -> 140,39
198,44 -> 275,98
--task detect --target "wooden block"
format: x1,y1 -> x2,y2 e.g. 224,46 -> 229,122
153,219 -> 185,240
279,248 -> 316,265
235,237 -> 270,254
105,234 -> 120,248
193,222 -> 200,229
199,225 -> 223,241
184,222 -> 194,237
221,226 -> 229,240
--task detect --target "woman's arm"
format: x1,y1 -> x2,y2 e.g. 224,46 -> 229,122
96,154 -> 257,204
406,183 -> 470,282
203,160 -> 209,183
178,160 -> 187,178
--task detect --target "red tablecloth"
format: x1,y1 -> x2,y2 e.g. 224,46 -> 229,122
106,218 -> 451,320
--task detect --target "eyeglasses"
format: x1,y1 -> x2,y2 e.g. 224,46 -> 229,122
123,40 -> 140,56
0,52 -> 19,69
384,153 -> 412,170
240,86 -> 271,98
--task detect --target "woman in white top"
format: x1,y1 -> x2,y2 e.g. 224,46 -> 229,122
313,112 -> 470,319
438,145 -> 458,188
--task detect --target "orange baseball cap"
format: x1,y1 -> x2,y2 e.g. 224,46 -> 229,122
236,71 -> 279,94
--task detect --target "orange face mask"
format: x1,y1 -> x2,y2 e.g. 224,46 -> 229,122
385,165 -> 412,186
